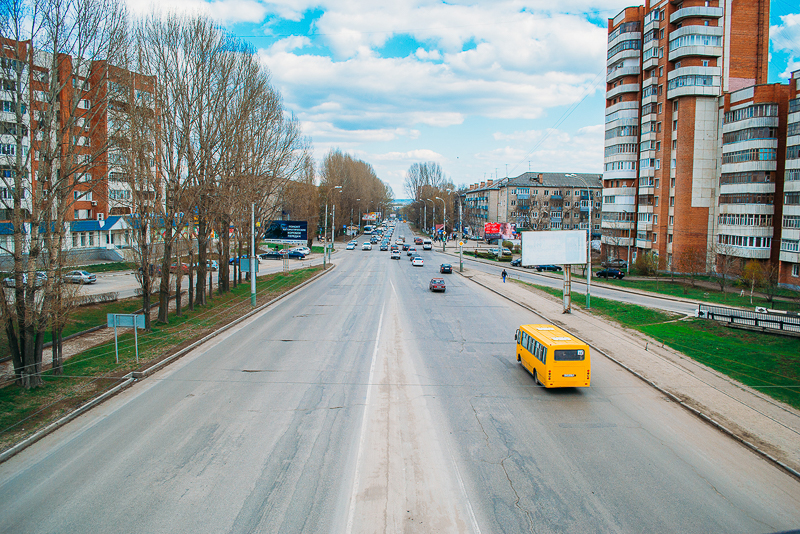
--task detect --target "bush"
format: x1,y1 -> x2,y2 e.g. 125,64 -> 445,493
502,240 -> 513,250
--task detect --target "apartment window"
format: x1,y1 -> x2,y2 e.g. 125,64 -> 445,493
702,60 -> 709,66
668,234 -> 673,243
674,101 -> 679,111
659,67 -> 663,77
669,215 -> 674,225
656,141 -> 661,151
653,215 -> 658,224
655,178 -> 659,188
672,140 -> 677,149
658,84 -> 663,95
675,61 -> 681,69
658,103 -> 662,114
655,197 -> 659,207
657,122 -> 662,133
671,178 -> 675,187
793,265 -> 799,277
673,119 -> 678,131
669,196 -> 674,206
79,99 -> 90,109
660,29 -> 664,39
653,233 -> 658,243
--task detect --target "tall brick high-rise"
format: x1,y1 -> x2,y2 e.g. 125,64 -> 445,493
601,0 -> 800,289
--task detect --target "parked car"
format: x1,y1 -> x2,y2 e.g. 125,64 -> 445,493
291,246 -> 311,255
3,271 -> 47,288
206,260 -> 219,271
169,263 -> 190,274
440,263 -> 452,274
429,278 -> 446,292
137,264 -> 162,277
488,247 -> 513,256
602,258 -> 628,269
260,251 -> 282,260
535,265 -> 562,272
596,268 -> 625,280
510,258 -> 522,267
286,250 -> 306,259
63,270 -> 96,284
411,257 -> 424,267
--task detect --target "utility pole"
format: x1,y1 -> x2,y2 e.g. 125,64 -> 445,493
323,202 -> 328,269
250,203 -> 256,307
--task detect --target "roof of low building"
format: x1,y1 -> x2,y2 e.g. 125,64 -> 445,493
463,172 -> 602,194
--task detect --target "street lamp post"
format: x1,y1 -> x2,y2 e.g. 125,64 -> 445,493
356,198 -> 362,234
436,196 -> 446,251
331,186 -> 342,262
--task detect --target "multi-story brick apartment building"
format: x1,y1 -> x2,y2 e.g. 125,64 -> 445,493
462,172 -> 602,238
602,0 -> 800,289
0,37 -> 156,259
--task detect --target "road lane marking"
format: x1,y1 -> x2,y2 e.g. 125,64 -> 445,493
345,301 -> 386,534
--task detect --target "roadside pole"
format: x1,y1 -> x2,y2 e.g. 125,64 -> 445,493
459,241 -> 464,272
323,203 -> 328,269
250,203 -> 256,307
563,269 -> 571,313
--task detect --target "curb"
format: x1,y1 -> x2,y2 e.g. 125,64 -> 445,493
0,264 -> 336,464
459,270 -> 800,483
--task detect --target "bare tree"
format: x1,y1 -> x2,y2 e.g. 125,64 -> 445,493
1,0 -> 125,387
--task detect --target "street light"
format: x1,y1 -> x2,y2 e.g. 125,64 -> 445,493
331,186 -> 342,262
435,196 -> 446,251
424,198 -> 433,234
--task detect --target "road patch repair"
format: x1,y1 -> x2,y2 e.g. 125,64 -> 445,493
459,266 -> 800,480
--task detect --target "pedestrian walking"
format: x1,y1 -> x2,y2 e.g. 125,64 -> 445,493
502,269 -> 507,283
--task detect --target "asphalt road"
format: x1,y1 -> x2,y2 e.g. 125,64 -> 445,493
0,222 -> 798,533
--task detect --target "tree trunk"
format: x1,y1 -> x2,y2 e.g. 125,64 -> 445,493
52,327 -> 63,375
196,214 -> 207,305
158,232 -> 173,324
175,273 -> 183,317
188,248 -> 195,311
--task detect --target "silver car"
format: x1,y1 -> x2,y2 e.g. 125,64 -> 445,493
63,270 -> 97,284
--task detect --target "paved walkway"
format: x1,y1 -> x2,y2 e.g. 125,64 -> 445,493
458,265 -> 800,477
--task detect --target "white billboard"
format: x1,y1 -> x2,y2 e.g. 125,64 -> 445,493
521,230 -> 587,266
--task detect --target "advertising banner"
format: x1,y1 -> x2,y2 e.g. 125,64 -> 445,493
521,230 -> 587,266
484,222 -> 516,240
362,212 -> 380,221
262,220 -> 308,245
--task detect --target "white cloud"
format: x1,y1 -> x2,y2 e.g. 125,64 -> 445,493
415,48 -> 441,61
373,149 -> 445,162
771,13 -> 800,54
125,0 -> 269,24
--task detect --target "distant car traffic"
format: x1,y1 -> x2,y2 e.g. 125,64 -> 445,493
535,265 -> 562,272
440,264 -> 452,274
411,257 -> 424,267
379,243 -> 389,251
429,278 -> 446,292
596,268 -> 625,280
169,263 -> 189,274
63,270 -> 96,284
406,247 -> 417,256
414,237 -> 423,245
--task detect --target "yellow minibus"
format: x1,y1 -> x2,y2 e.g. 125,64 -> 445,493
515,324 -> 591,388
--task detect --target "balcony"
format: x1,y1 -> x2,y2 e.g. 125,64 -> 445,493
607,65 -> 640,84
670,6 -> 723,24
607,83 -> 640,100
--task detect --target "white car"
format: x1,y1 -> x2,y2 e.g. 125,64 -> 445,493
362,242 -> 372,250
411,257 -> 424,266
346,243 -> 356,250
291,246 -> 311,255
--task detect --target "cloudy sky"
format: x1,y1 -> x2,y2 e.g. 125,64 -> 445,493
126,0 -> 800,199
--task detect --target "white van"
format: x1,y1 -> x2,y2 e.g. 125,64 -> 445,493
422,239 -> 432,250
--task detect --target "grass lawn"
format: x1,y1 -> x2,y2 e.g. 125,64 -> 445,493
519,281 -> 800,410
0,266 -> 323,452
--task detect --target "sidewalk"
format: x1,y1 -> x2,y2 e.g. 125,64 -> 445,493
459,266 -> 800,477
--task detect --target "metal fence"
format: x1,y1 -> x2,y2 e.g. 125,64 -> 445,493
697,304 -> 800,335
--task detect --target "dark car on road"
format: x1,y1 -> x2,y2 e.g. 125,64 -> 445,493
510,258 -> 522,267
402,243 -> 411,251
379,243 -> 389,251
440,263 -> 452,274
260,251 -> 282,260
429,278 -> 446,292
535,265 -> 562,272
596,268 -> 625,280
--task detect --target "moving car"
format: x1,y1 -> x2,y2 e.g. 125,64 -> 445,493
429,278 -> 446,292
285,250 -> 306,259
362,242 -> 372,250
402,243 -> 410,251
535,265 -> 562,272
390,250 -> 401,260
422,239 -> 432,250
440,263 -> 452,274
411,257 -> 424,267
406,246 -> 417,256
596,268 -> 625,280
63,270 -> 96,284
414,237 -> 423,245
379,243 -> 389,251
346,242 -> 356,250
